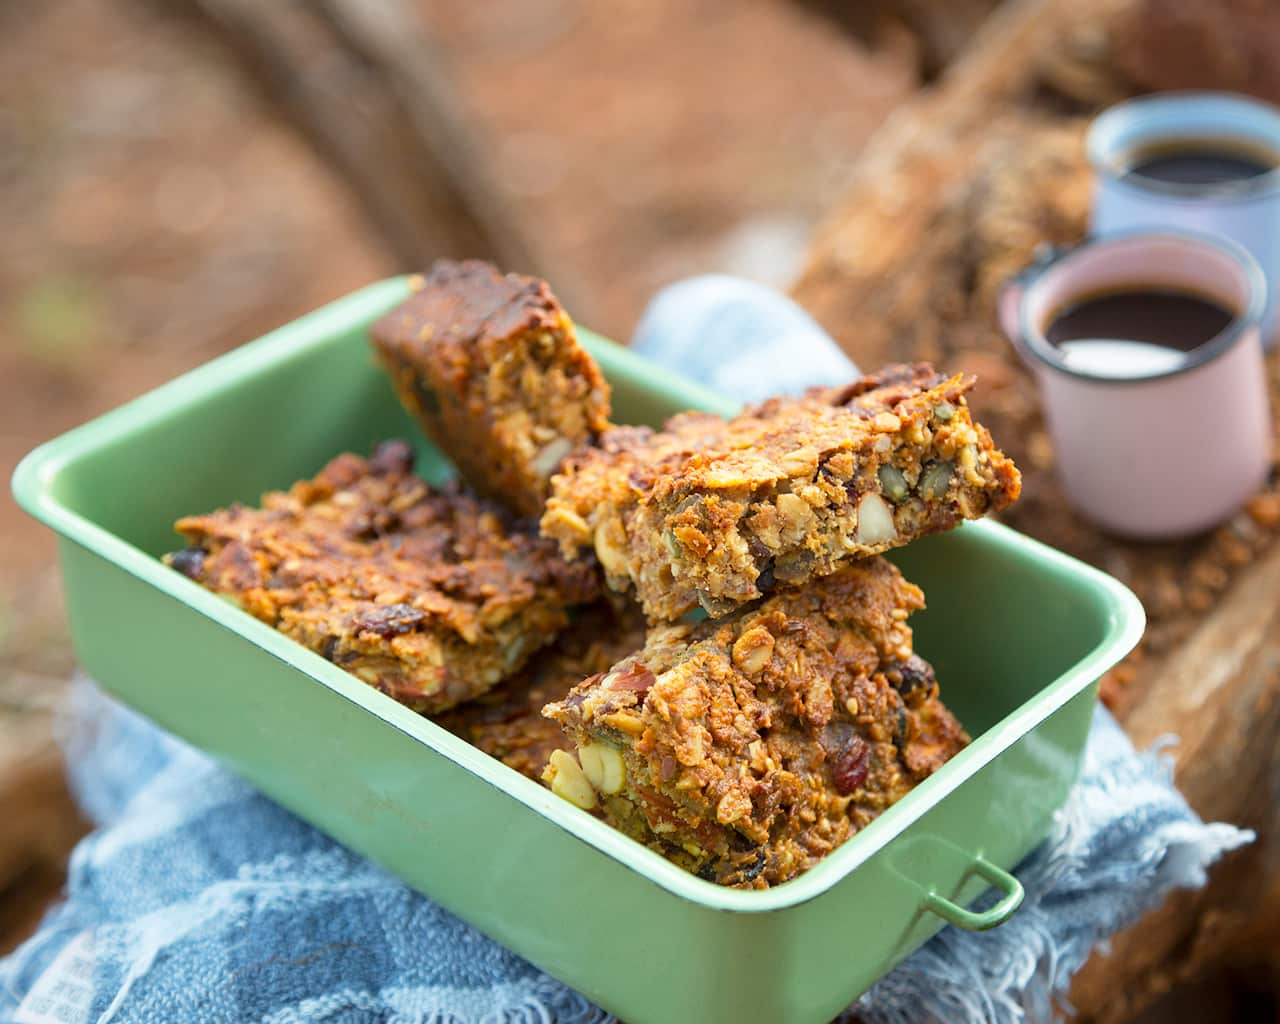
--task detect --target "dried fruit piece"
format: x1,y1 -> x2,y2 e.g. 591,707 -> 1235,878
368,438 -> 416,475
167,547 -> 206,580
888,653 -> 937,700
831,734 -> 871,795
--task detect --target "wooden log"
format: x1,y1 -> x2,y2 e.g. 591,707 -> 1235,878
1068,541 -> 1280,1021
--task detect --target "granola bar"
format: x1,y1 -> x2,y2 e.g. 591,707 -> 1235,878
434,601 -> 647,780
371,260 -> 611,517
166,440 -> 600,714
542,558 -> 968,888
542,363 -> 1021,620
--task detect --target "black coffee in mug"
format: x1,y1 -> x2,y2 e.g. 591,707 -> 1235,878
1122,138 -> 1278,191
1044,287 -> 1235,378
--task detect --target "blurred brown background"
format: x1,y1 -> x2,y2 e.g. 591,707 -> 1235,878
3,0 -> 1279,1020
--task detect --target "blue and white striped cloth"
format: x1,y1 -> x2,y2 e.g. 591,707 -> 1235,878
1,276 -> 1251,1024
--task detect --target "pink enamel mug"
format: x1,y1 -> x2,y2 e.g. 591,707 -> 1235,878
1000,231 -> 1272,539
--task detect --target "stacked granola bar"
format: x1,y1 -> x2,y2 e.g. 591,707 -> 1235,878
543,559 -> 967,886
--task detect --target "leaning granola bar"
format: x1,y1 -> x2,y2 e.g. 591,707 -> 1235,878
166,440 -> 599,714
371,260 -> 611,517
542,363 -> 1021,620
542,558 -> 968,888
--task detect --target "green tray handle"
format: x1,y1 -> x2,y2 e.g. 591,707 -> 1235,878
921,855 -> 1025,931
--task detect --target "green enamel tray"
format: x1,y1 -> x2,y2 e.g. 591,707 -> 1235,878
12,277 -> 1144,1024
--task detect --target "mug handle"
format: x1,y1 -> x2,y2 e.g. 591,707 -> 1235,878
998,275 -> 1028,347
998,243 -> 1069,365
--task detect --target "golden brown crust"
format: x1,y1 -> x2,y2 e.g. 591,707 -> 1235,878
371,260 -> 611,517
543,559 -> 968,888
167,440 -> 600,713
433,601 -> 647,780
542,362 -> 1021,620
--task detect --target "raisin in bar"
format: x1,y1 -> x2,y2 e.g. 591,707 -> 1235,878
371,260 -> 611,518
542,362 -> 1021,620
166,440 -> 599,714
434,601 -> 647,780
542,558 -> 968,888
